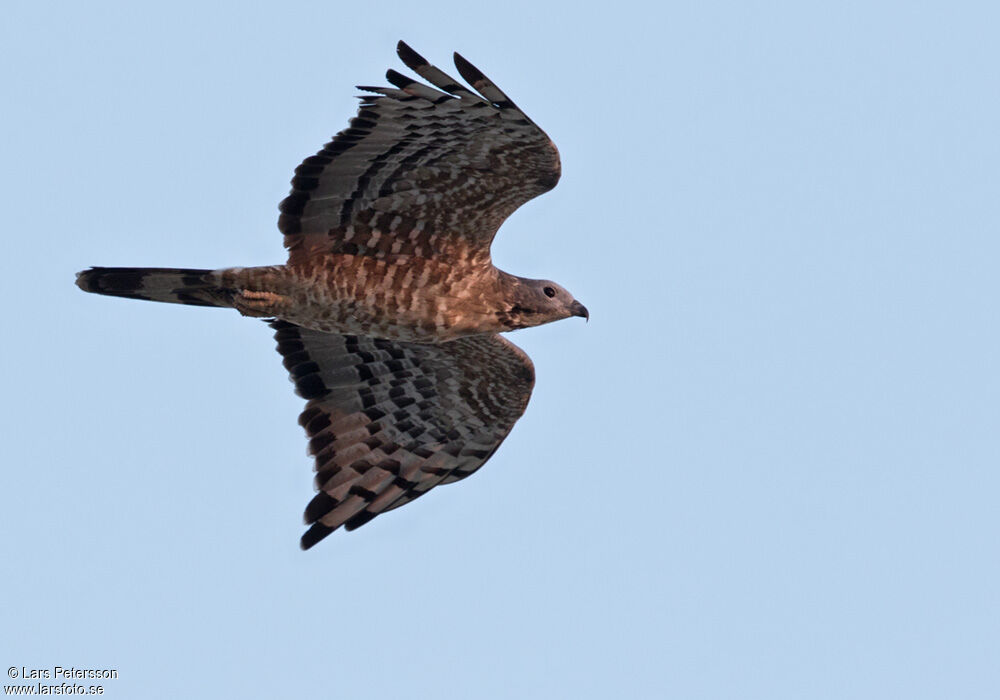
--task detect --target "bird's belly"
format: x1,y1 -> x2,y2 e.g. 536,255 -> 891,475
278,285 -> 499,343
277,300 -> 505,342
266,256 -> 502,342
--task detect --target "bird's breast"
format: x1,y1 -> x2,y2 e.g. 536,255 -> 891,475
279,255 -> 506,342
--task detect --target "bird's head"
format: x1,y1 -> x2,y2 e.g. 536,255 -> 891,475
503,277 -> 588,329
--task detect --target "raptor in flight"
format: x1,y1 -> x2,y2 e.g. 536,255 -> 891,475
77,42 -> 587,549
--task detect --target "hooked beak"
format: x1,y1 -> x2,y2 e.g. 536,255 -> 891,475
570,300 -> 589,321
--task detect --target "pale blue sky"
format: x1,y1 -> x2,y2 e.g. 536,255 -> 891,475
3,1 -> 999,698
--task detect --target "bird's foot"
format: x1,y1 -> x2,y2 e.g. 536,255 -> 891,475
234,290 -> 291,318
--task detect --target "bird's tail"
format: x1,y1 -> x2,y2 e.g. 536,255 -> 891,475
75,267 -> 234,308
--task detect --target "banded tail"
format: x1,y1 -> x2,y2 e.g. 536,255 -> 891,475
75,267 -> 234,308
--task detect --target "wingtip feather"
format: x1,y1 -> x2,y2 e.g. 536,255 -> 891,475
300,522 -> 334,550
453,52 -> 485,85
385,69 -> 410,90
396,41 -> 427,70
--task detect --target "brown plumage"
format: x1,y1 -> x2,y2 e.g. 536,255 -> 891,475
76,42 -> 587,549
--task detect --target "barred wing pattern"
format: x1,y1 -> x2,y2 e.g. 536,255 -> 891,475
272,321 -> 535,549
278,41 -> 560,264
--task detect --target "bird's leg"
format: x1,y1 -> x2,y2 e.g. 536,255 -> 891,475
220,265 -> 296,318
234,289 -> 292,318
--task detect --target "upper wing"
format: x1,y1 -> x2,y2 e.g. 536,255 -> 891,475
271,321 -> 535,549
278,41 -> 560,265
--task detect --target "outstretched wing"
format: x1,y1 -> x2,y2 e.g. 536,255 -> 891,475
271,321 -> 535,549
279,41 -> 560,265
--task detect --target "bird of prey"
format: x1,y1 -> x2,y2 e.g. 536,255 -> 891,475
76,42 -> 587,549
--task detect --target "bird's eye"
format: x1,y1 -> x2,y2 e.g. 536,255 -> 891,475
543,286 -> 556,298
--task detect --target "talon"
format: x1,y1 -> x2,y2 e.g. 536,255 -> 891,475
235,290 -> 290,318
